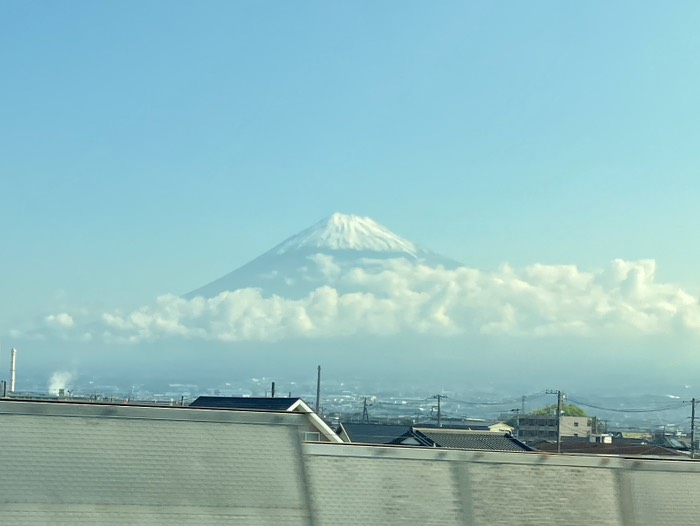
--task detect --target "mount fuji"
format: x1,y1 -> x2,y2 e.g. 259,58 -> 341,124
185,213 -> 462,299
21,214 -> 700,393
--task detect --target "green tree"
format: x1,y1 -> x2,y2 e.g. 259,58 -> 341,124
531,403 -> 587,417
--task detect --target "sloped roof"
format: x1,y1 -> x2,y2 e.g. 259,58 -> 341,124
658,436 -> 690,450
338,423 -> 531,451
436,419 -> 511,431
190,396 -> 301,411
338,423 -> 412,444
412,428 -> 533,452
190,396 -> 342,443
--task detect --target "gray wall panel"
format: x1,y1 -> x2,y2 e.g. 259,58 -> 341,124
463,462 -> 622,526
306,454 -> 464,525
0,404 -> 311,525
622,469 -> 700,526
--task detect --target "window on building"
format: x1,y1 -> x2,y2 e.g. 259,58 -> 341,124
574,422 -> 579,427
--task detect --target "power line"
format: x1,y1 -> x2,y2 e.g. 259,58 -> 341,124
334,391 -> 695,427
566,397 -> 689,413
447,392 -> 548,406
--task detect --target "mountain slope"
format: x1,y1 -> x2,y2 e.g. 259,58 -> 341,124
184,213 -> 462,299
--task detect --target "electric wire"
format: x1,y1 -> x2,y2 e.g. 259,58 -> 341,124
566,396 -> 689,413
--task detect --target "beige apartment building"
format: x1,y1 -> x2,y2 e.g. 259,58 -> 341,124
518,415 -> 595,443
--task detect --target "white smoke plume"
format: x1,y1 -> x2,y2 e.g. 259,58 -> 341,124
48,371 -> 75,395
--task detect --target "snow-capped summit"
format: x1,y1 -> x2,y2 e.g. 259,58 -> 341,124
272,213 -> 419,256
185,213 -> 461,299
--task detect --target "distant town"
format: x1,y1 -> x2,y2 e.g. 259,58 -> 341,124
6,358 -> 698,457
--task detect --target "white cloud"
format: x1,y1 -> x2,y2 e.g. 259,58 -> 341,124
86,258 -> 700,344
44,313 -> 75,328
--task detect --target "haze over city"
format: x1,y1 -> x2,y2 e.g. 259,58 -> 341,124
2,2 -> 700,396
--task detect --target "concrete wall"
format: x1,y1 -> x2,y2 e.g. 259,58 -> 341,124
1,400 -> 699,525
305,443 -> 700,525
0,401 -> 312,525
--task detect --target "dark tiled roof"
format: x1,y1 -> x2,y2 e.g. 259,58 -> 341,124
658,437 -> 690,450
190,396 -> 301,411
412,428 -> 532,452
413,419 -> 509,431
338,423 -> 412,444
535,441 -> 687,457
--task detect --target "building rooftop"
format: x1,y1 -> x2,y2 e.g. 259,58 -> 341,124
337,422 -> 412,444
412,428 -> 533,452
190,396 -> 302,411
338,423 -> 531,451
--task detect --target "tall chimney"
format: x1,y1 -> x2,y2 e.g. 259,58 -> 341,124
10,348 -> 16,393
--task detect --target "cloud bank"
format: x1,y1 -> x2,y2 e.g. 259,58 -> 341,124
50,257 -> 700,344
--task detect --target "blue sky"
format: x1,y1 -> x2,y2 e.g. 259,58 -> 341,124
2,1 -> 700,334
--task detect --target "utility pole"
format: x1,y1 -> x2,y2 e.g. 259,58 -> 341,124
362,397 -> 369,423
511,409 -> 520,438
691,398 -> 697,459
431,395 -> 446,428
556,390 -> 563,453
546,389 -> 563,453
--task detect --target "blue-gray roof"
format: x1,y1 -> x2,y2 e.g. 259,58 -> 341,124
190,396 -> 301,411
338,423 -> 412,444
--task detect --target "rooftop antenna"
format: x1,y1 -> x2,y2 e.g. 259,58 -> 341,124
10,348 -> 17,393
315,365 -> 321,415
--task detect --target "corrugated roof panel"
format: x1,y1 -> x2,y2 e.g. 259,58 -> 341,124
623,470 -> 700,526
306,454 -> 464,525
463,461 -> 622,525
0,401 -> 311,524
5,400 -> 700,525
